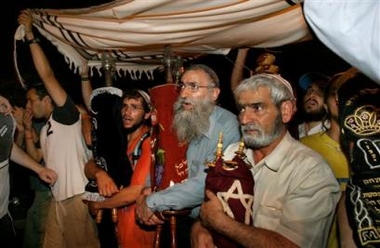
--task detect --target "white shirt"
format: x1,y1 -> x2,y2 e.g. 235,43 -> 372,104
297,121 -> 327,139
223,132 -> 341,248
40,114 -> 91,201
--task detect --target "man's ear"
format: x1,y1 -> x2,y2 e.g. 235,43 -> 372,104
144,111 -> 151,120
42,95 -> 52,104
211,87 -> 220,102
281,100 -> 296,123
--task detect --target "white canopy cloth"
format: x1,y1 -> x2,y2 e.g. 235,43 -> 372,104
304,0 -> 380,84
14,0 -> 311,81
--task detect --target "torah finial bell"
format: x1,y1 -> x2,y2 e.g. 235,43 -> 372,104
216,132 -> 223,159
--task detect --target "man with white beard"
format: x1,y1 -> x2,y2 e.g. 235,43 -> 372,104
191,73 -> 341,248
136,64 -> 241,248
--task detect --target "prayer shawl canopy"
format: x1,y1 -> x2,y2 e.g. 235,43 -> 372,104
14,0 -> 311,79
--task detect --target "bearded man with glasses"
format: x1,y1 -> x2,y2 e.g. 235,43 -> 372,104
136,64 -> 241,248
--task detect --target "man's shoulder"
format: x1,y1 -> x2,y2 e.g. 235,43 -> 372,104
53,96 -> 80,124
214,105 -> 236,116
213,106 -> 239,124
210,107 -> 240,141
287,139 -> 338,186
279,133 -> 326,163
291,140 -> 329,168
300,131 -> 325,144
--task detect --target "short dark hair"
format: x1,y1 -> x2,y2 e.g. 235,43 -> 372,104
27,83 -> 49,100
122,89 -> 151,113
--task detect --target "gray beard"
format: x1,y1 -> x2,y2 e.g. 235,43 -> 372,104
172,98 -> 214,143
242,112 -> 284,149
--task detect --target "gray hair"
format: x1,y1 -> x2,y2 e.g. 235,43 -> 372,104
234,74 -> 295,107
184,64 -> 220,87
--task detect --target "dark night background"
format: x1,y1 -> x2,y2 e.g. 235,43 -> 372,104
2,2 -> 350,246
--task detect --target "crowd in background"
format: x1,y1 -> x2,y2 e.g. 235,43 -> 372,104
0,5 -> 379,248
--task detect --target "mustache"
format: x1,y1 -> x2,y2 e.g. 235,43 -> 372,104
122,115 -> 134,121
305,98 -> 317,104
242,123 -> 262,133
174,97 -> 195,110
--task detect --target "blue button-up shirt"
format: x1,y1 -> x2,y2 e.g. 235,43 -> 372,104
146,105 -> 241,217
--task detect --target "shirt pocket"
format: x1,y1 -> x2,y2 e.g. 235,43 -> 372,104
255,203 -> 282,229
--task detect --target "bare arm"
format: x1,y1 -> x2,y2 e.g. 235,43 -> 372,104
10,142 -> 57,185
18,10 -> 67,107
337,193 -> 356,247
80,63 -> 93,112
191,220 -> 215,248
200,190 -> 298,248
88,184 -> 144,216
77,104 -> 92,147
84,159 -> 119,197
99,185 -> 143,208
230,48 -> 249,91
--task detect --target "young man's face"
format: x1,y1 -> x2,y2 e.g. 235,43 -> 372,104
25,88 -> 48,119
121,97 -> 148,130
302,83 -> 326,116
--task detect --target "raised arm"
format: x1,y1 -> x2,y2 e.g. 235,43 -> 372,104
230,48 -> 250,91
18,10 -> 67,107
80,63 -> 93,112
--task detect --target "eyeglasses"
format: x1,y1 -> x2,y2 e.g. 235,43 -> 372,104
122,104 -> 144,112
176,82 -> 215,92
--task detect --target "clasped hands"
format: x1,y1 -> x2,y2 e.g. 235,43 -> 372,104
135,187 -> 164,225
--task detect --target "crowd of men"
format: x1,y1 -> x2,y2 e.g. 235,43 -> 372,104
0,7 -> 379,248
